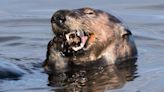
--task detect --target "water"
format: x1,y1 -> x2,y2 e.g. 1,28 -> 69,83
0,0 -> 164,92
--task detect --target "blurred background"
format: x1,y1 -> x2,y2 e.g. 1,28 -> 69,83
0,0 -> 164,92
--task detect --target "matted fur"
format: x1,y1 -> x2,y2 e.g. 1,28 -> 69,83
43,8 -> 138,84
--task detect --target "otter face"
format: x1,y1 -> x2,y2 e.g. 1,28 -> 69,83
51,7 -> 122,51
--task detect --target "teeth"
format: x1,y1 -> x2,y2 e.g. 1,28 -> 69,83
76,30 -> 84,37
65,30 -> 87,51
65,33 -> 69,41
76,30 -> 80,36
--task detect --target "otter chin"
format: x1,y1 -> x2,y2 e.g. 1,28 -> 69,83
43,7 -> 138,86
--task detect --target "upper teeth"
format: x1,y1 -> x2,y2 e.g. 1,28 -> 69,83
76,30 -> 84,37
76,30 -> 80,36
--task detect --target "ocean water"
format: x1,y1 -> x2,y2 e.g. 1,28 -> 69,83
0,0 -> 164,92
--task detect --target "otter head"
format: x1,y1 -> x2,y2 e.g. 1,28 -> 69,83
51,7 -> 128,57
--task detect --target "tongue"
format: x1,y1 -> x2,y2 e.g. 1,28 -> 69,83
72,36 -> 88,51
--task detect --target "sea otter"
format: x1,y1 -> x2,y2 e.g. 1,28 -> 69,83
43,7 -> 138,88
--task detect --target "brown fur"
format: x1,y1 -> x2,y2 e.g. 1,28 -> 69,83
43,7 -> 137,87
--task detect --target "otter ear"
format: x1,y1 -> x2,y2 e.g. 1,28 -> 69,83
121,28 -> 132,37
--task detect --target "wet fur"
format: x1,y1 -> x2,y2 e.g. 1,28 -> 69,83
43,8 -> 137,84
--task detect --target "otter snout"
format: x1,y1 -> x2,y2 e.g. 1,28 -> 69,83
51,10 -> 70,28
51,10 -> 80,28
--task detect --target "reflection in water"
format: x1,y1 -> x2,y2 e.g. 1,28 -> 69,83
48,58 -> 138,92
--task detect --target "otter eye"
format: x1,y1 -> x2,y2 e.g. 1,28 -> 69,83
85,11 -> 94,15
84,9 -> 95,15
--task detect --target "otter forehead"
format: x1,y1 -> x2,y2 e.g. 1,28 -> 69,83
51,7 -> 121,22
52,8 -> 104,20
51,7 -> 121,33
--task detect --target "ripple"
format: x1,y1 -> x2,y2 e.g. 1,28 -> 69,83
5,42 -> 24,46
0,36 -> 22,43
0,60 -> 26,79
0,18 -> 49,27
134,35 -> 157,41
129,4 -> 164,10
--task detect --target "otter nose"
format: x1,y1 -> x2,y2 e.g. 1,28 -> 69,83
51,14 -> 66,25
51,10 -> 70,26
56,15 -> 66,24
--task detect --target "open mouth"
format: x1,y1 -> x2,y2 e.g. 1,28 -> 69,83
65,30 -> 91,51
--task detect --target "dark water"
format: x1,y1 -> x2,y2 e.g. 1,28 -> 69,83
0,0 -> 164,92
